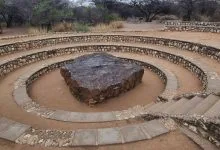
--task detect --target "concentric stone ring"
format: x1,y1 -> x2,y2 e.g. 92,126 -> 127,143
13,56 -> 178,122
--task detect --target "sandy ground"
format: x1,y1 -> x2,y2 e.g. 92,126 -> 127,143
119,22 -> 165,31
30,69 -> 164,112
0,130 -> 201,150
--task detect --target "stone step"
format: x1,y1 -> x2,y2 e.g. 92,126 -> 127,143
150,101 -> 175,113
97,127 -> 122,145
146,102 -> 164,112
172,96 -> 204,115
163,98 -> 188,114
97,119 -> 169,145
188,95 -> 219,115
204,98 -> 220,118
120,125 -> 150,143
157,101 -> 176,112
0,118 -> 15,132
0,118 -> 31,141
73,129 -> 97,146
139,120 -> 169,138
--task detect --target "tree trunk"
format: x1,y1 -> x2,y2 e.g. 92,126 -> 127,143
144,15 -> 150,22
6,16 -> 13,28
0,25 -> 2,34
149,13 -> 158,22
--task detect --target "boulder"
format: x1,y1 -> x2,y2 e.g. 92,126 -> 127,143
60,53 -> 144,106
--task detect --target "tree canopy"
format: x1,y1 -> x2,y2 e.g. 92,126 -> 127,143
0,0 -> 219,29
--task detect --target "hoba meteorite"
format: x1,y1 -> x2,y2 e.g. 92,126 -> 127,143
60,53 -> 144,106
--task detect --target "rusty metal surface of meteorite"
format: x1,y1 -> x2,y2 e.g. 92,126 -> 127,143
60,53 -> 144,105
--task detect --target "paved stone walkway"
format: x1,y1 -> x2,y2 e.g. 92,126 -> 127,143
0,117 -> 169,147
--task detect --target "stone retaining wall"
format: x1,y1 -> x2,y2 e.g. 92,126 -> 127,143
175,116 -> 220,148
0,35 -> 220,62
165,21 -> 220,27
0,45 -> 207,92
164,21 -> 220,33
165,25 -> 220,33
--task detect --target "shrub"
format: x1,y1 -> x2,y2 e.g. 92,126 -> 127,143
211,8 -> 220,22
104,13 -> 121,23
73,23 -> 89,33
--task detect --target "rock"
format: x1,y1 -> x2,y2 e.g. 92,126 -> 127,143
60,53 -> 144,106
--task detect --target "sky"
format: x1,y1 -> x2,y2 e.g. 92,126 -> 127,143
71,0 -> 130,6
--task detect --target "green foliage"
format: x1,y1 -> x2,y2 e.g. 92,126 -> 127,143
32,0 -> 74,26
73,23 -> 89,33
104,13 -> 121,23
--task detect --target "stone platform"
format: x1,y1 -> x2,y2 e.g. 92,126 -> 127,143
60,53 -> 144,105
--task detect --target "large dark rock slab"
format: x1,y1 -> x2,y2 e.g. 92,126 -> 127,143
60,53 -> 144,106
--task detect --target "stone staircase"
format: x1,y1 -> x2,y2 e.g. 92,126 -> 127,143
146,93 -> 220,118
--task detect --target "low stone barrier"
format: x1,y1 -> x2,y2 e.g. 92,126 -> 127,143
165,25 -> 220,33
164,21 -> 220,33
0,35 -> 220,62
0,45 -> 207,92
165,21 -> 220,27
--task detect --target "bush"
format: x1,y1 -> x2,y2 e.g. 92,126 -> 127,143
211,8 -> 220,22
104,13 -> 121,23
73,23 -> 89,33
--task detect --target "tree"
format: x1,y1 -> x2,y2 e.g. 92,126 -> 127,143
0,0 -> 19,27
32,0 -> 73,30
0,0 -> 34,27
180,0 -> 196,21
131,0 -> 170,22
0,23 -> 2,34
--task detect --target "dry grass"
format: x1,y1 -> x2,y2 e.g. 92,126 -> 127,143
155,15 -> 179,23
91,21 -> 124,32
52,22 -> 73,32
27,27 -> 48,34
110,21 -> 124,29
